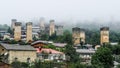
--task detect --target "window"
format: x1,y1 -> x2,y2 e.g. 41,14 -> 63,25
2,49 -> 4,51
14,57 -> 18,61
27,58 -> 30,63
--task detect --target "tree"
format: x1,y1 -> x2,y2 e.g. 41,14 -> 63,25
64,44 -> 80,63
62,30 -> 73,44
43,44 -> 56,50
91,47 -> 114,68
31,60 -> 43,68
11,61 -> 21,68
33,36 -> 38,41
117,64 -> 120,68
40,34 -> 49,40
7,27 -> 13,34
112,45 -> 120,55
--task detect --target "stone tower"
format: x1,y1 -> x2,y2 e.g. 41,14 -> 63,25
49,20 -> 55,36
40,18 -> 45,31
100,27 -> 109,45
26,22 -> 32,42
80,29 -> 85,43
72,27 -> 85,45
72,27 -> 81,45
11,19 -> 17,30
14,22 -> 22,41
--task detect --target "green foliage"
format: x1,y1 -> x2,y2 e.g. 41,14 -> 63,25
64,44 -> 80,63
109,31 -> 120,42
91,47 -> 114,68
0,24 -> 9,31
9,40 -> 18,44
11,61 -> 22,68
18,40 -> 29,45
112,45 -> 120,55
43,44 -> 56,49
7,27 -> 13,34
117,64 -> 120,68
4,38 -> 10,41
11,61 -> 29,68
33,36 -> 38,41
40,34 -> 49,40
31,60 -> 65,68
62,30 -> 73,44
41,30 -> 73,44
31,60 -> 43,68
67,62 -> 94,68
20,62 -> 29,68
86,29 -> 100,45
103,43 -> 120,55
86,29 -> 120,45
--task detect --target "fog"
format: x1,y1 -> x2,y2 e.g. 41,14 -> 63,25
0,0 -> 120,27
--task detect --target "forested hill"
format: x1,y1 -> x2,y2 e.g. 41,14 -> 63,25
63,21 -> 120,33
0,24 -> 9,31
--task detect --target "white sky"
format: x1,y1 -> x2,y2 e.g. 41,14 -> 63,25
0,0 -> 120,25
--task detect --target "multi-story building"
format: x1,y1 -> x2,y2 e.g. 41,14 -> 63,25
100,27 -> 109,45
14,22 -> 22,41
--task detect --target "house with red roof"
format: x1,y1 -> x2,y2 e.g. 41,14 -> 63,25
31,41 -> 66,62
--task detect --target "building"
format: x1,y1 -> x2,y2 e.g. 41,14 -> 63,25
11,19 -> 17,30
53,43 -> 67,48
55,25 -> 63,36
72,27 -> 85,45
76,49 -> 95,63
100,27 -> 109,45
0,43 -> 36,63
39,18 -> 45,31
37,48 -> 65,62
49,20 -> 55,36
14,22 -> 22,41
0,31 -> 7,40
72,27 -> 80,45
3,33 -> 10,40
31,41 -> 65,62
32,27 -> 40,39
80,29 -> 85,43
26,22 -> 32,42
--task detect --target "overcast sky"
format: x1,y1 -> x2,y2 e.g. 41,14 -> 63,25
0,0 -> 120,25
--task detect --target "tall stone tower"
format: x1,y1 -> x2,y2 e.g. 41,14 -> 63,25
72,27 -> 85,45
49,20 -> 55,36
100,27 -> 109,45
80,29 -> 85,43
14,22 -> 22,41
11,19 -> 17,30
72,27 -> 81,45
40,18 -> 45,31
26,22 -> 32,42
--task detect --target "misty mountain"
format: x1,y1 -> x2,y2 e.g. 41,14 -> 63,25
63,21 -> 120,32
